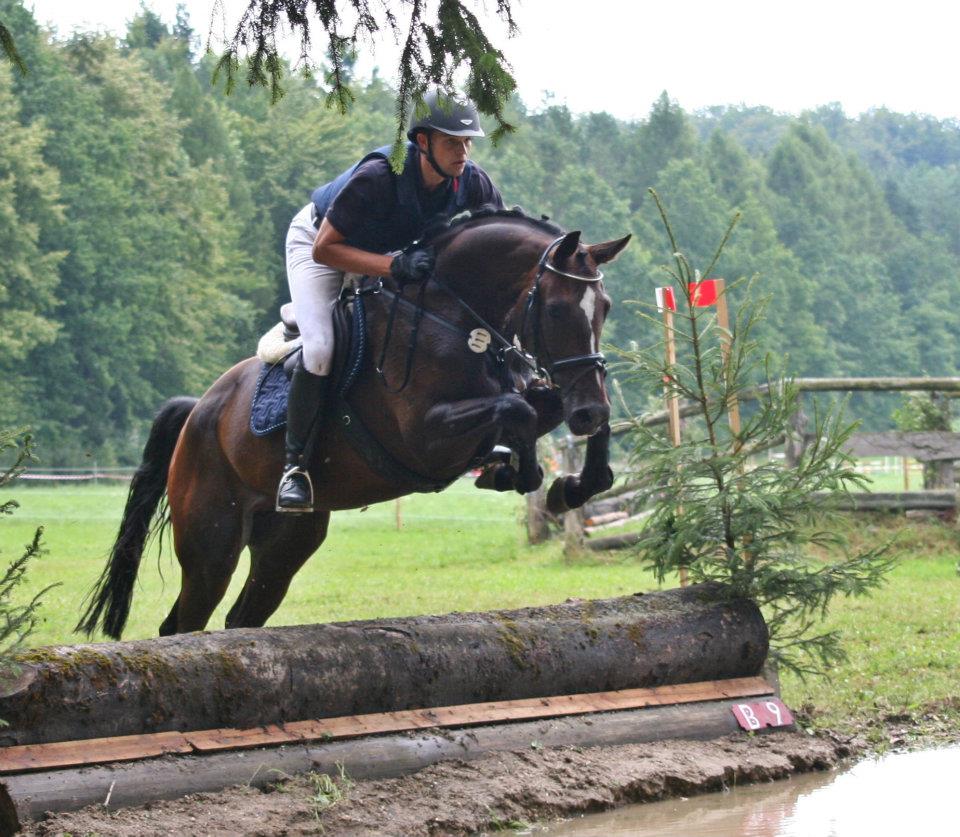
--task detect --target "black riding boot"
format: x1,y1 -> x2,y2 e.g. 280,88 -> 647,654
276,361 -> 329,513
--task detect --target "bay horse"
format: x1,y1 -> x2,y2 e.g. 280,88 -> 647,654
78,209 -> 630,639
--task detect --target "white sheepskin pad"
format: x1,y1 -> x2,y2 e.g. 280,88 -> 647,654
257,321 -> 302,364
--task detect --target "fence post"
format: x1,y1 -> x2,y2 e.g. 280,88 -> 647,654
784,407 -> 809,469
561,436 -> 585,554
923,392 -> 955,490
526,442 -> 550,544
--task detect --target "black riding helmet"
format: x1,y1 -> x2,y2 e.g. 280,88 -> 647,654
407,90 -> 486,140
407,90 -> 485,180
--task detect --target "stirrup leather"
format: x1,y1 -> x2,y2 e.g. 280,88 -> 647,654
275,465 -> 315,513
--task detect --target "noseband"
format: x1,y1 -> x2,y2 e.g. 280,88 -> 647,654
520,235 -> 608,387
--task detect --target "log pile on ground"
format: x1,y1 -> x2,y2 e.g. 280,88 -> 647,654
0,583 -> 768,746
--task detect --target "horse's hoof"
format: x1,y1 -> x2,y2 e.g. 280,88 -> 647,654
546,476 -> 573,514
515,465 -> 544,496
475,464 -> 517,492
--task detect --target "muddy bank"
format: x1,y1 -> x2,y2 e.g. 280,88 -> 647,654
23,731 -> 854,837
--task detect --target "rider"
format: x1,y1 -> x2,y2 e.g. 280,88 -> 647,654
277,90 -> 505,512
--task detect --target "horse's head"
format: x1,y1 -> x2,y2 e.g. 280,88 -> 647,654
524,230 -> 631,436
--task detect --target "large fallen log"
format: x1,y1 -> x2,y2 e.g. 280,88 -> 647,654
0,583 -> 767,746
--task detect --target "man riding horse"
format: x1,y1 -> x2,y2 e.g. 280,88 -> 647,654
279,90 -> 505,513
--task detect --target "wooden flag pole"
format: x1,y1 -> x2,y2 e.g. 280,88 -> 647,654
713,279 -> 742,443
711,279 -> 754,570
662,306 -> 683,449
659,289 -> 687,587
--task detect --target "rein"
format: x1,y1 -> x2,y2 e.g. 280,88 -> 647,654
369,234 -> 607,393
375,276 -> 429,393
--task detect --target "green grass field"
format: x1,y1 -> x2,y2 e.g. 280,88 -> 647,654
2,480 -> 958,738
2,481 -> 654,647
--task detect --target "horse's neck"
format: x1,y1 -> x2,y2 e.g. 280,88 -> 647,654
435,227 -> 543,335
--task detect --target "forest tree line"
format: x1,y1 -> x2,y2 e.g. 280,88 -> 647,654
2,0 -> 959,464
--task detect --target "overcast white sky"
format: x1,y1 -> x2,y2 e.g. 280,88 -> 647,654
25,0 -> 960,121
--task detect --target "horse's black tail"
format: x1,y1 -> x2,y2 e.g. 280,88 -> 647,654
75,396 -> 198,640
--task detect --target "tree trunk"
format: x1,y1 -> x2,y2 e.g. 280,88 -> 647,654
526,441 -> 551,544
560,437 -> 585,553
0,584 -> 767,746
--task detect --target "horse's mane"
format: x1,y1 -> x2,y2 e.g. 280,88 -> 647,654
418,205 -> 565,250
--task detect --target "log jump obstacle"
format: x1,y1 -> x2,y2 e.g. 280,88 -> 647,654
0,584 -> 790,826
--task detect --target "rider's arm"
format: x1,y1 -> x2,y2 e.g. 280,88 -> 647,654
312,218 -> 394,278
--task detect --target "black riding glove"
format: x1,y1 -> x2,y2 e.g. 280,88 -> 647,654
390,247 -> 435,285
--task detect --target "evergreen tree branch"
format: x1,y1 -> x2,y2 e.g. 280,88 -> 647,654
213,1 -> 516,163
0,20 -> 26,75
0,429 -> 56,702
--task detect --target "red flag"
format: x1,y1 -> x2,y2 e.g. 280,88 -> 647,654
655,286 -> 677,312
688,279 -> 720,307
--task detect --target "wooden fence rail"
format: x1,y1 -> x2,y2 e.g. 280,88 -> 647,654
541,378 -> 960,549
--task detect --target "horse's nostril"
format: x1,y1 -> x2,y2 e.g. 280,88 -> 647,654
570,405 -> 606,434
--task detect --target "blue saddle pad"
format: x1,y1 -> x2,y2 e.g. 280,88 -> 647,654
250,360 -> 293,436
249,294 -> 368,437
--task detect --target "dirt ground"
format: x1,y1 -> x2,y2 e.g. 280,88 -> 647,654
22,730 -> 852,837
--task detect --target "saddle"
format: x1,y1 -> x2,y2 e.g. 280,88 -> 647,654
250,287 -> 454,493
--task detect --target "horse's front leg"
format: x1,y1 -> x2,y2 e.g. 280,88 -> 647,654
423,393 -> 542,493
524,382 -> 564,437
472,384 -> 563,492
546,422 -> 614,514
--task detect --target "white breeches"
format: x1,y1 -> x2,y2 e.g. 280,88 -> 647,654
286,203 -> 344,375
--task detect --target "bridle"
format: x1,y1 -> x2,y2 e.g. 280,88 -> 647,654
370,234 -> 608,393
518,235 -> 608,390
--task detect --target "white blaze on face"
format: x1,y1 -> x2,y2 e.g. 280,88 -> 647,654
579,285 -> 598,352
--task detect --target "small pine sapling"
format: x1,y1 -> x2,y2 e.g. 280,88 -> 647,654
615,191 -> 895,676
0,429 -> 57,705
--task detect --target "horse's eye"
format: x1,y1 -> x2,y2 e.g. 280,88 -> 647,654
546,302 -> 567,320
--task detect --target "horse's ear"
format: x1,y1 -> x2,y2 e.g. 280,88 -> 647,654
555,230 -> 581,262
587,234 -> 632,265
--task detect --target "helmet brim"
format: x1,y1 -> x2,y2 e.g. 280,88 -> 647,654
408,125 -> 486,141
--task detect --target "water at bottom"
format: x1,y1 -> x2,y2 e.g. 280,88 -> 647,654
538,744 -> 960,836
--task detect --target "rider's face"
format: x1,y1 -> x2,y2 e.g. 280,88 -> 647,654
421,132 -> 472,176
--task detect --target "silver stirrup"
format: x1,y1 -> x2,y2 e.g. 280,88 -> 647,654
275,467 -> 314,513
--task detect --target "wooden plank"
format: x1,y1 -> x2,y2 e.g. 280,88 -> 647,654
184,724 -> 299,751
0,677 -> 773,773
5,696 -> 792,822
0,731 -> 191,774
